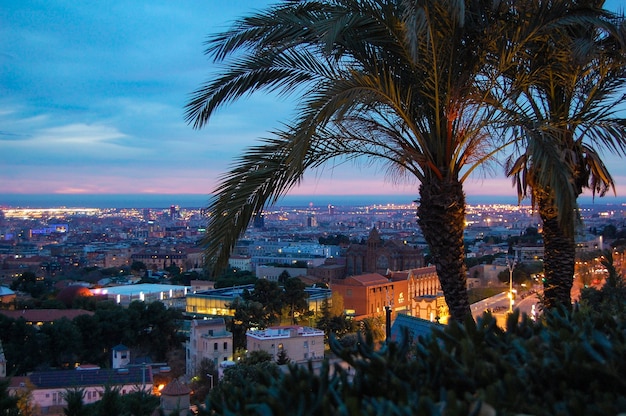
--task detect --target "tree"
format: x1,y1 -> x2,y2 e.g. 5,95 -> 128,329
121,390 -> 159,416
277,270 -> 290,285
95,385 -> 122,416
0,378 -> 19,416
502,0 -> 626,310
282,277 -> 308,324
276,348 -> 290,365
186,0 -> 518,322
244,279 -> 283,325
63,388 -> 86,416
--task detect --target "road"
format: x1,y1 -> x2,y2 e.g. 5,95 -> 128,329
471,290 -> 540,321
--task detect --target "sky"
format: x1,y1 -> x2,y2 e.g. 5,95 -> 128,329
2,0 -> 626,203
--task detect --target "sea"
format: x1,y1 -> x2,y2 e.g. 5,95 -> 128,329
0,193 -> 624,210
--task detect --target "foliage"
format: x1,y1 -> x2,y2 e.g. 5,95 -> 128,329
0,300 -> 184,374
190,358 -> 217,404
121,390 -> 159,416
206,351 -> 279,414
63,388 -> 86,416
319,234 -> 351,246
282,277 -> 308,324
496,262 -> 535,285
205,300 -> 626,415
0,378 -> 19,415
316,297 -> 355,343
277,270 -> 290,284
94,385 -> 123,416
10,271 -> 48,299
186,0 -> 525,322
214,270 -> 257,289
276,349 -> 290,365
467,287 -> 503,304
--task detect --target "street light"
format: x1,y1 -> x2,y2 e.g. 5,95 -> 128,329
206,373 -> 214,390
506,256 -> 517,313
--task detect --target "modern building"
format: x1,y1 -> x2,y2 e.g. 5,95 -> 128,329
185,318 -> 233,377
246,325 -> 324,364
186,284 -> 332,317
90,283 -> 190,309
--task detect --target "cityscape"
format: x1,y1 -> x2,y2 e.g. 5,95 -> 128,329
1,197 -> 625,413
4,0 -> 626,413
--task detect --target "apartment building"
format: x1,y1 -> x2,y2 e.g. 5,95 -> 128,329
186,318 -> 233,377
246,325 -> 324,364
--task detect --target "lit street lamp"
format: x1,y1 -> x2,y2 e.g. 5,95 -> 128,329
206,373 -> 214,390
506,256 -> 517,313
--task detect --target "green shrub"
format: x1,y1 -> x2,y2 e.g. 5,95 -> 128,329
205,295 -> 626,415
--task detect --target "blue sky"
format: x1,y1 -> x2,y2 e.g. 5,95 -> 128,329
2,0 -> 626,201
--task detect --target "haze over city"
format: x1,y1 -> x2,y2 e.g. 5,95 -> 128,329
2,0 -> 626,203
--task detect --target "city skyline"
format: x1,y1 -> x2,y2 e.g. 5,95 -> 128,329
2,1 -> 626,200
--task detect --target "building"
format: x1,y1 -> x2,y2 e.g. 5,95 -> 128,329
185,318 -> 233,377
389,313 -> 440,344
90,283 -> 190,309
0,286 -> 16,308
413,294 -> 449,323
246,325 -> 324,364
330,273 -> 408,320
345,228 -> 424,276
186,284 -> 332,317
7,366 -> 153,415
112,344 -> 131,369
159,378 -> 191,416
228,255 -> 253,272
256,265 -> 307,281
0,309 -> 94,327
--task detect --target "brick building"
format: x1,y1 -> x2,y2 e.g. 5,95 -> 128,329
345,228 -> 424,276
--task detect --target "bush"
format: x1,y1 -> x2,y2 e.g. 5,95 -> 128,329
205,299 -> 626,415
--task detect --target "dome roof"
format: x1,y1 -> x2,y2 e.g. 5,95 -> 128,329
161,378 -> 191,396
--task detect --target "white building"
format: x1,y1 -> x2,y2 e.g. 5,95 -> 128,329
7,366 -> 153,414
186,318 -> 233,377
228,255 -> 253,272
246,325 -> 324,364
91,283 -> 190,309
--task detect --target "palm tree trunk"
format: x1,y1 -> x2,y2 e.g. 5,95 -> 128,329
537,193 -> 575,311
417,178 -> 471,322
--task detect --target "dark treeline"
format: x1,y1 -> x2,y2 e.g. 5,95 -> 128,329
0,300 -> 184,376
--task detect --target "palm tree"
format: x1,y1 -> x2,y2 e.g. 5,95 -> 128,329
186,0 -> 514,322
501,0 -> 626,310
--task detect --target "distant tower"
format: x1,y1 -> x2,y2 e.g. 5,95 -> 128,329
112,344 -> 130,369
307,214 -> 317,228
328,204 -> 335,215
0,339 -> 6,378
170,205 -> 177,220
